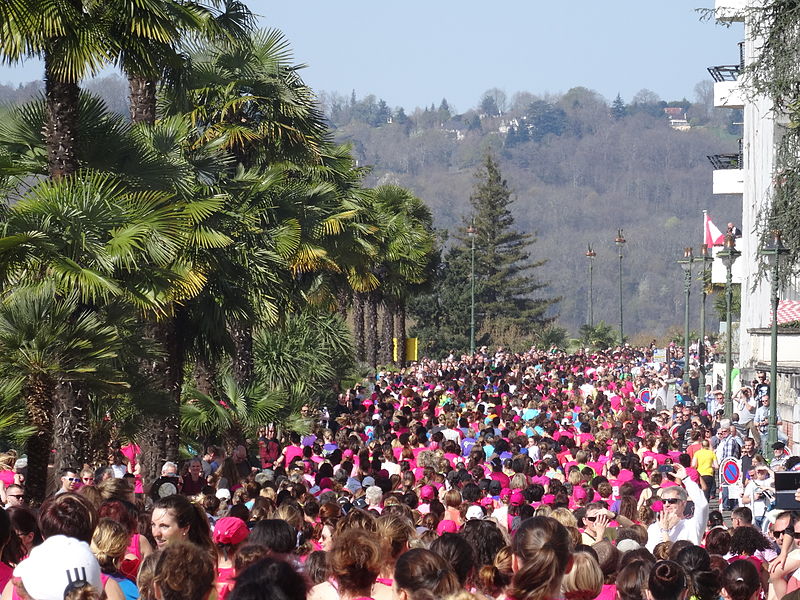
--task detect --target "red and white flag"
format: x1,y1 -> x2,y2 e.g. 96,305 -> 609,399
704,210 -> 725,248
774,300 -> 800,325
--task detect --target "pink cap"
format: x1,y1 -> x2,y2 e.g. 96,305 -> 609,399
212,517 -> 249,546
419,485 -> 435,501
436,519 -> 459,535
479,497 -> 494,508
509,492 -> 525,506
500,488 -> 512,498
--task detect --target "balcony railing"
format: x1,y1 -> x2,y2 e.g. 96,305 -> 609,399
708,65 -> 740,82
708,41 -> 746,82
707,139 -> 743,170
708,154 -> 741,169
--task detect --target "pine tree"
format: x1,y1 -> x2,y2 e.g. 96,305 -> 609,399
467,154 -> 558,334
409,154 -> 559,355
611,93 -> 627,120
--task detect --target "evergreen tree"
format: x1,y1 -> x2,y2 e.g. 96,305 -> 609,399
410,154 -> 559,355
376,99 -> 391,125
439,98 -> 451,116
611,93 -> 627,120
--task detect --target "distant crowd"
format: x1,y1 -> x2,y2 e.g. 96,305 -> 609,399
0,345 -> 796,600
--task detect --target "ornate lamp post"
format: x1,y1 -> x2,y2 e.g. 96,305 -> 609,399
586,244 -> 596,327
716,234 -> 741,417
677,247 -> 694,380
467,222 -> 477,355
758,230 -> 789,447
696,245 -> 714,397
615,229 -> 626,344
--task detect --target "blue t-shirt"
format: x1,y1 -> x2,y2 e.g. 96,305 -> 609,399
111,574 -> 139,600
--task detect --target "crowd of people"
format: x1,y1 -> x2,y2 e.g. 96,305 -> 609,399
0,345 -> 798,600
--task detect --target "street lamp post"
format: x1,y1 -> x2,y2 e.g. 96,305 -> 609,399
586,244 -> 596,327
759,230 -> 789,447
716,234 -> 741,417
615,229 -> 626,344
678,248 -> 694,382
467,222 -> 476,355
696,245 -> 714,397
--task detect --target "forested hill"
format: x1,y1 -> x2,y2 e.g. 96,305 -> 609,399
0,78 -> 742,341
320,86 -> 743,342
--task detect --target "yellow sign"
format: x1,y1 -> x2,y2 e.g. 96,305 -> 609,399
393,338 -> 418,362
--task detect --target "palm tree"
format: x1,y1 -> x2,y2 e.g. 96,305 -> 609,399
160,28 -> 328,167
0,286 -> 125,503
366,185 -> 437,367
0,0 -> 110,178
181,374 -> 284,452
94,0 -> 254,124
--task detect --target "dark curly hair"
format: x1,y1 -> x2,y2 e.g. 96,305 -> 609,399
728,525 -> 771,556
461,519 -> 507,567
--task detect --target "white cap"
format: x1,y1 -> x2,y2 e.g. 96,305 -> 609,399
14,536 -> 102,600
465,505 -> 485,520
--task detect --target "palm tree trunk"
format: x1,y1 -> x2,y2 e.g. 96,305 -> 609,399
229,320 -> 253,390
128,76 -> 158,125
53,381 -> 91,474
140,313 -> 186,487
381,303 -> 394,365
336,289 -> 350,321
395,304 -> 407,368
354,293 -> 366,362
24,376 -> 55,505
44,53 -> 79,179
193,356 -> 217,398
365,294 -> 378,369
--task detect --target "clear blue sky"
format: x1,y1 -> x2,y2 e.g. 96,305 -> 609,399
0,1 -> 743,112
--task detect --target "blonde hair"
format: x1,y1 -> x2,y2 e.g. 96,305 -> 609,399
477,546 -> 513,597
376,513 -> 416,561
91,518 -> 129,573
443,489 -> 462,509
550,507 -> 577,528
0,452 -> 16,471
510,473 -> 528,490
561,551 -> 603,600
567,470 -> 582,486
97,477 -> 132,502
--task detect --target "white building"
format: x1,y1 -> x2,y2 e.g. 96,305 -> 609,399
712,0 -> 800,448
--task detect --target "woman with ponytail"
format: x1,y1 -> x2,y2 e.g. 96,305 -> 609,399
393,548 -> 460,600
674,546 -> 721,600
506,516 -> 573,600
720,560 -> 760,600
646,561 -> 687,600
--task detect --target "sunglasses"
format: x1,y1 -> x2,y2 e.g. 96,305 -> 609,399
82,478 -> 93,482
662,498 -> 682,505
773,529 -> 800,539
6,495 -> 23,500
66,477 -> 80,482
585,516 -> 598,522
